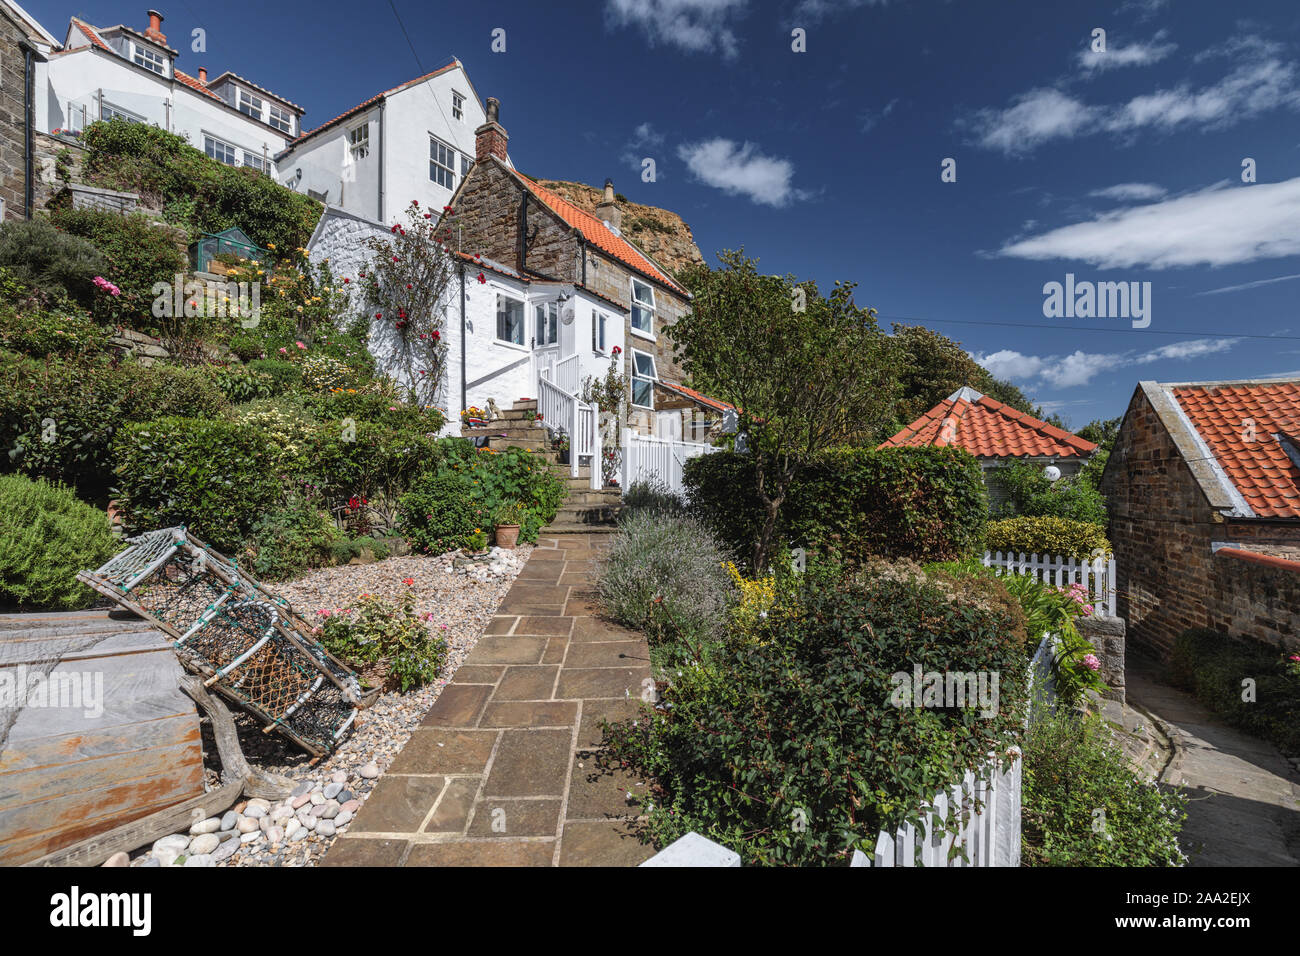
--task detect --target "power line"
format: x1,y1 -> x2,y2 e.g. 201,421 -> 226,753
878,314 -> 1300,342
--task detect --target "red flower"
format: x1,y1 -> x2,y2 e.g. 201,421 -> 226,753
477,272 -> 486,284
343,277 -> 350,284
406,283 -> 413,289
411,200 -> 419,207
391,224 -> 399,233
443,205 -> 454,213
424,213 -> 432,219
402,577 -> 414,586
375,312 -> 382,319
431,330 -> 440,339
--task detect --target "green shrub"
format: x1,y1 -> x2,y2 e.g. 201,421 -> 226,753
0,353 -> 228,499
82,119 -> 322,251
317,590 -> 447,691
51,207 -> 187,328
1023,710 -> 1186,866
683,446 -> 987,570
1170,628 -> 1300,754
437,443 -> 566,543
245,358 -> 302,394
0,281 -> 103,358
0,474 -> 118,609
209,364 -> 277,403
0,217 -> 105,307
985,516 -> 1112,560
620,478 -> 686,521
329,536 -> 391,564
603,561 -> 1028,865
396,469 -> 489,554
113,416 -> 281,551
989,459 -> 1108,526
597,511 -> 734,647
247,491 -> 341,580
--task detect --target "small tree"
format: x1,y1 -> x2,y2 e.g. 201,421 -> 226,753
671,249 -> 899,570
360,201 -> 457,407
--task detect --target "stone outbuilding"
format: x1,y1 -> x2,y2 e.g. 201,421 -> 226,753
1102,378 -> 1300,658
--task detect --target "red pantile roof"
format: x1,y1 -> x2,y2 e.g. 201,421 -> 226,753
173,69 -> 223,102
1171,380 -> 1300,519
70,18 -> 111,51
514,173 -> 686,296
657,381 -> 736,413
881,386 -> 1097,458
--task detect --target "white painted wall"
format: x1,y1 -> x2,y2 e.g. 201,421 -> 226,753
43,47 -> 292,175
280,63 -> 497,223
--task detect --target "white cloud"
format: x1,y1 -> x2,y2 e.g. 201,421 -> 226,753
792,0 -> 891,22
1077,31 -> 1176,73
1117,0 -> 1169,20
630,122 -> 664,148
998,177 -> 1300,270
677,138 -> 808,206
973,338 -> 1240,389
859,97 -> 899,134
965,35 -> 1300,155
1088,182 -> 1167,202
1197,273 -> 1300,296
604,0 -> 749,59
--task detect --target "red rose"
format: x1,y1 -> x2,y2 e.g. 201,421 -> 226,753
477,272 -> 486,284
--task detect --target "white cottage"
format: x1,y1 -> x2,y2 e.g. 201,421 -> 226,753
276,59 -> 504,222
42,9 -> 301,174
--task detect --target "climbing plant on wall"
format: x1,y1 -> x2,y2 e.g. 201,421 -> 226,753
358,201 -> 458,408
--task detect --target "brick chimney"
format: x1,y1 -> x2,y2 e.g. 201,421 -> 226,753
197,67 -> 207,83
474,97 -> 508,164
144,9 -> 166,44
596,178 -> 621,231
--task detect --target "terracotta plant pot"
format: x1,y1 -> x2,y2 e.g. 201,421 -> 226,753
495,524 -> 521,549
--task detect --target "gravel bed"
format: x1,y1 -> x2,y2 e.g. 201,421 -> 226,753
123,545 -> 531,868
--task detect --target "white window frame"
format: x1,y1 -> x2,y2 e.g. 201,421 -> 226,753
630,348 -> 657,409
100,101 -> 144,124
132,43 -> 167,75
349,124 -> 369,160
452,90 -> 465,121
534,301 -> 559,347
496,293 -> 525,347
237,89 -> 263,121
630,278 -> 655,339
243,152 -> 269,174
592,311 -> 607,353
204,135 -> 237,166
268,103 -> 293,135
429,135 -> 456,189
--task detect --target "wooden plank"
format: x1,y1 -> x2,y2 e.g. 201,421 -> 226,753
18,781 -> 241,867
0,628 -> 168,666
0,739 -> 202,808
0,713 -> 200,774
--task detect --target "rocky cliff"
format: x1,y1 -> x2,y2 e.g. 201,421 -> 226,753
534,179 -> 705,283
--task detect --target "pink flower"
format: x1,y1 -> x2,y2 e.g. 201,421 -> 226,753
278,347 -> 288,354
92,275 -> 121,296
1082,654 -> 1101,671
295,340 -> 306,350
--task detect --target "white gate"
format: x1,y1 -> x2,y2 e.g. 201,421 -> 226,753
621,431 -> 718,496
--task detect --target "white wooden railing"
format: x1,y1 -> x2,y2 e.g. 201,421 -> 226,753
538,362 -> 599,488
982,551 -> 1117,618
621,431 -> 719,496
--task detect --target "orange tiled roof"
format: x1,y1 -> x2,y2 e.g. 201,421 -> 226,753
657,381 -> 736,413
173,69 -> 223,102
881,386 -> 1097,458
1171,381 -> 1300,519
514,174 -> 686,296
71,18 -> 111,51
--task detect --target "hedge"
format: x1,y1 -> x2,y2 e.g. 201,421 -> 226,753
682,446 -> 987,567
0,474 -> 118,610
985,516 -> 1112,559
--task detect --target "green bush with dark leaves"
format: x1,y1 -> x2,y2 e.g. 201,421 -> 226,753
0,217 -> 105,307
317,589 -> 447,691
113,416 -> 281,551
82,119 -> 322,252
246,490 -> 341,581
0,474 -> 118,610
395,469 -> 490,555
1023,710 -> 1185,866
683,446 -> 987,570
989,459 -> 1108,526
1170,628 -> 1300,755
434,443 -> 566,543
602,561 -> 1027,865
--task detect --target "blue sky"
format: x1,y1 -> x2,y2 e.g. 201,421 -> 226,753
36,0 -> 1300,426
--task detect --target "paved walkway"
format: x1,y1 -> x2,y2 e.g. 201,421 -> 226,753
1127,658 -> 1300,866
322,534 -> 656,867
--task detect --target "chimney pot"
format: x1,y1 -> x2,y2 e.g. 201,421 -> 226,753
198,67 -> 207,83
474,96 -> 508,165
596,178 -> 621,230
145,9 -> 166,44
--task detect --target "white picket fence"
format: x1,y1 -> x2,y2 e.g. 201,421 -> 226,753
982,550 -> 1117,618
537,368 -> 599,488
621,430 -> 719,496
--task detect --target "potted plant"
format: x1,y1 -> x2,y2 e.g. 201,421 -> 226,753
493,500 -> 526,549
551,432 -> 571,465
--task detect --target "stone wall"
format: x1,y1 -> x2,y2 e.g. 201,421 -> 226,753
1077,614 -> 1126,703
33,130 -> 88,211
1208,549 -> 1300,653
0,8 -> 30,219
1103,387 -> 1300,658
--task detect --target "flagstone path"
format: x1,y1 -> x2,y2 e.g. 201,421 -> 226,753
321,533 -> 657,867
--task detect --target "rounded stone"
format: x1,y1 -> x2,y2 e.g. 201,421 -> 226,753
236,816 -> 260,834
323,782 -> 343,800
154,833 -> 190,853
358,762 -> 380,779
340,799 -> 362,814
334,810 -> 354,827
330,769 -> 348,785
291,794 -> 311,809
309,791 -> 326,806
189,816 -> 222,835
288,826 -> 309,842
184,854 -> 215,867
211,839 -> 239,863
245,798 -> 271,813
188,833 -> 220,856
240,831 -> 263,845
102,852 -> 130,867
266,826 -> 285,844
220,810 -> 239,831
244,804 -> 267,819
315,819 -> 337,838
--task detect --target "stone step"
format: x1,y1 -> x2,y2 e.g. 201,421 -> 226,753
464,423 -> 544,439
485,435 -> 547,452
512,399 -> 537,411
562,490 -> 622,507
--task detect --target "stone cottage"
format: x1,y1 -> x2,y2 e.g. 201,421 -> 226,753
880,385 -> 1098,511
0,0 -> 57,219
1102,378 -> 1300,658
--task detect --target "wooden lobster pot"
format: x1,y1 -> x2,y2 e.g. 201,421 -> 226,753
0,609 -> 204,865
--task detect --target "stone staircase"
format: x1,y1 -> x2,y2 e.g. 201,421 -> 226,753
461,399 -> 620,533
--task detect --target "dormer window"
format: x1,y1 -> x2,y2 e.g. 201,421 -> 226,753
237,90 -> 263,120
268,104 -> 293,135
133,44 -> 167,75
452,90 -> 465,121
